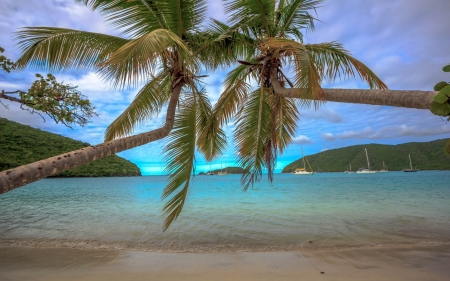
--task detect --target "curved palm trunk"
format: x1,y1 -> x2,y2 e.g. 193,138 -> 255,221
270,68 -> 437,110
0,84 -> 183,194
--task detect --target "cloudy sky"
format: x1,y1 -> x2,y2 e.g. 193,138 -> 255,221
0,0 -> 449,175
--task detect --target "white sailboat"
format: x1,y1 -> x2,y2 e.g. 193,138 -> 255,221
348,164 -> 355,174
217,163 -> 228,176
206,164 -> 215,175
294,147 -> 314,175
403,154 -> 417,172
379,161 -> 388,173
344,164 -> 354,173
356,148 -> 378,174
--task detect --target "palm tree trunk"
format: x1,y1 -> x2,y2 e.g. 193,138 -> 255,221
270,68 -> 437,110
0,84 -> 183,194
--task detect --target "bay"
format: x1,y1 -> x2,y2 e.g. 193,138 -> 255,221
1,171 -> 449,251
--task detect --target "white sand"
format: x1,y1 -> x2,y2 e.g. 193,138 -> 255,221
1,244 -> 449,280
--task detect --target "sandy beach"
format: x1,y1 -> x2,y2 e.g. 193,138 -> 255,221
1,244 -> 449,281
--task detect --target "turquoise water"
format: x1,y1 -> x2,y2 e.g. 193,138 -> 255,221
1,172 -> 449,251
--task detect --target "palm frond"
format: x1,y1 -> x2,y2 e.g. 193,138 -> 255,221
234,88 -> 272,190
224,0 -> 276,37
276,0 -> 322,38
268,93 -> 299,153
105,71 -> 171,141
15,27 -> 129,72
194,87 -> 227,161
77,0 -> 169,38
265,37 -> 324,109
305,42 -> 387,89
161,92 -> 197,230
163,0 -> 208,37
213,64 -> 254,127
194,19 -> 256,70
99,28 -> 197,88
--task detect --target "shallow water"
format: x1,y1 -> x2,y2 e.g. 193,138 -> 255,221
1,172 -> 449,251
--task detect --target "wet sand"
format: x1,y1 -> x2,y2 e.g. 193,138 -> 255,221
1,244 -> 449,281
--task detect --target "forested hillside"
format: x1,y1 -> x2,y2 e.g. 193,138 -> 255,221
0,118 -> 141,177
199,166 -> 245,175
283,139 -> 450,173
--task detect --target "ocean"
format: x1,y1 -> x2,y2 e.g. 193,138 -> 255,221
1,171 -> 449,252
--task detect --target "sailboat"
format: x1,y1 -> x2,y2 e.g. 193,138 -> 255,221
294,147 -> 314,175
348,164 -> 355,174
206,164 -> 215,175
379,161 -> 388,173
217,163 -> 228,176
344,164 -> 354,173
356,148 -> 378,173
403,154 -> 417,172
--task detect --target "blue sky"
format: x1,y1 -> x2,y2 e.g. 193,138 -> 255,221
0,0 -> 449,175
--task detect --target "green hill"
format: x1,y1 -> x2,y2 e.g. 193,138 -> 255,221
282,139 -> 450,173
199,166 -> 245,175
0,118 -> 141,177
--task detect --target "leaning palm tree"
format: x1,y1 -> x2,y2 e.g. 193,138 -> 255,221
0,0 -> 226,229
205,0 -> 438,188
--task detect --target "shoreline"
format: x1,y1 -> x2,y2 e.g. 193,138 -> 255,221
1,244 -> 449,281
1,238 -> 449,253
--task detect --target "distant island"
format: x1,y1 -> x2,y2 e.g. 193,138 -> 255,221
0,118 -> 141,177
198,166 -> 245,175
283,139 -> 450,173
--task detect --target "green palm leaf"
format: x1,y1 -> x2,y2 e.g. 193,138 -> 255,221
161,92 -> 197,230
15,27 -> 129,72
265,37 -> 324,108
194,87 -> 227,161
100,28 -> 197,88
269,94 -> 299,153
77,0 -> 170,37
105,71 -> 171,141
195,20 -> 256,70
225,0 -> 275,37
214,64 -> 254,127
234,88 -> 272,190
305,42 -> 387,89
276,0 -> 321,38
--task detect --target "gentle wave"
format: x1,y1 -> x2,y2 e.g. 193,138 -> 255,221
1,238 -> 449,253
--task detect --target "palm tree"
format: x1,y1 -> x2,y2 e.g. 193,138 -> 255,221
205,0 -> 438,188
0,0 -> 226,229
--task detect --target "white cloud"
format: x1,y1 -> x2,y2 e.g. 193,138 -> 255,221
300,107 -> 343,123
322,125 -> 450,142
321,132 -> 335,141
292,135 -> 313,144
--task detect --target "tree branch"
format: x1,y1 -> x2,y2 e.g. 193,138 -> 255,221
269,67 -> 437,110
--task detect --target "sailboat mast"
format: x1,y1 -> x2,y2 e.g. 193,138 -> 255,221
301,147 -> 306,169
409,154 -> 412,170
365,148 -> 370,170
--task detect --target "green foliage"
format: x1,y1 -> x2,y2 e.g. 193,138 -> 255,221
0,118 -> 141,177
1,47 -> 97,128
434,81 -> 448,91
431,65 -> 450,117
446,139 -> 450,155
19,74 -> 98,127
0,47 -> 16,73
203,166 -> 245,174
282,140 -> 450,173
